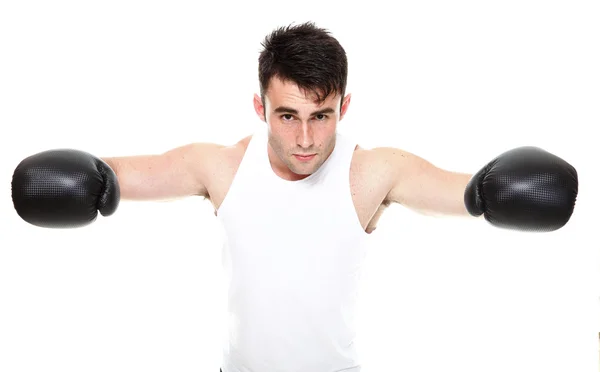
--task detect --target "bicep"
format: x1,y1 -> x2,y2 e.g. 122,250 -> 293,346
383,148 -> 473,216
103,143 -> 221,201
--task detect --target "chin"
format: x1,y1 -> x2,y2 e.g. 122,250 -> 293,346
290,162 -> 320,176
288,165 -> 312,175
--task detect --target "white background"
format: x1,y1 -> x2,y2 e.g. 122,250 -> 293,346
1,1 -> 598,371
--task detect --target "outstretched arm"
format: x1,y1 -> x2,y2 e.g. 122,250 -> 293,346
102,142 -> 223,201
379,147 -> 474,217
11,142 -> 223,228
379,146 -> 578,232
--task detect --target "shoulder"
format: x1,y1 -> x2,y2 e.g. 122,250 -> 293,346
350,145 -> 422,197
351,146 -> 394,180
351,145 -> 411,174
190,134 -> 252,165
350,145 -> 396,189
187,134 -> 253,203
221,134 -> 252,163
197,134 -> 252,181
353,145 -> 426,172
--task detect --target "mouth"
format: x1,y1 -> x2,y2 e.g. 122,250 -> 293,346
293,154 -> 316,162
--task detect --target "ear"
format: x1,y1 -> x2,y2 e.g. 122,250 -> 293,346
340,93 -> 351,121
253,93 -> 266,122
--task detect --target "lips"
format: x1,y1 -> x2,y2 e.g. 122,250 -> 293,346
293,154 -> 316,161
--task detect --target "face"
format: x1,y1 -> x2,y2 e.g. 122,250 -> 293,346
253,77 -> 351,181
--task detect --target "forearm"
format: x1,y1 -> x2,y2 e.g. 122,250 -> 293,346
402,167 -> 474,218
385,148 -> 476,217
102,155 -> 169,201
435,170 -> 474,217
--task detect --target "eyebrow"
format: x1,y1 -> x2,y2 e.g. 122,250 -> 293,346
273,106 -> 335,116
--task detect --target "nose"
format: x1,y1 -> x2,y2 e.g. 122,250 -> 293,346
297,122 -> 314,149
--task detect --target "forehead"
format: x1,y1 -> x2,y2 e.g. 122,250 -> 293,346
265,77 -> 340,109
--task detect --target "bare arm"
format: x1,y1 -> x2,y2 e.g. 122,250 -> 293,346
102,142 -> 223,201
378,147 -> 475,217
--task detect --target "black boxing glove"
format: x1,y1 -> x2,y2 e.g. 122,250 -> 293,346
11,149 -> 120,228
464,146 -> 578,232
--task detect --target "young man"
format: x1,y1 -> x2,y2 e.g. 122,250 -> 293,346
11,22 -> 578,372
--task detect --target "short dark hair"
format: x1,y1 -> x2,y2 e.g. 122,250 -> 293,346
258,22 -> 348,108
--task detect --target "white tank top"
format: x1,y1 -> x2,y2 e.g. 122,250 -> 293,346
217,125 -> 372,372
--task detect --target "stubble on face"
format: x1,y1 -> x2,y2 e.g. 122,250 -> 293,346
267,129 -> 336,177
263,79 -> 341,180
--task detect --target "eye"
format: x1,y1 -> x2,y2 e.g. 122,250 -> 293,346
315,114 -> 328,121
281,114 -> 294,121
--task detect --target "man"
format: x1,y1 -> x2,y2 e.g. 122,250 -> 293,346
11,22 -> 578,372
